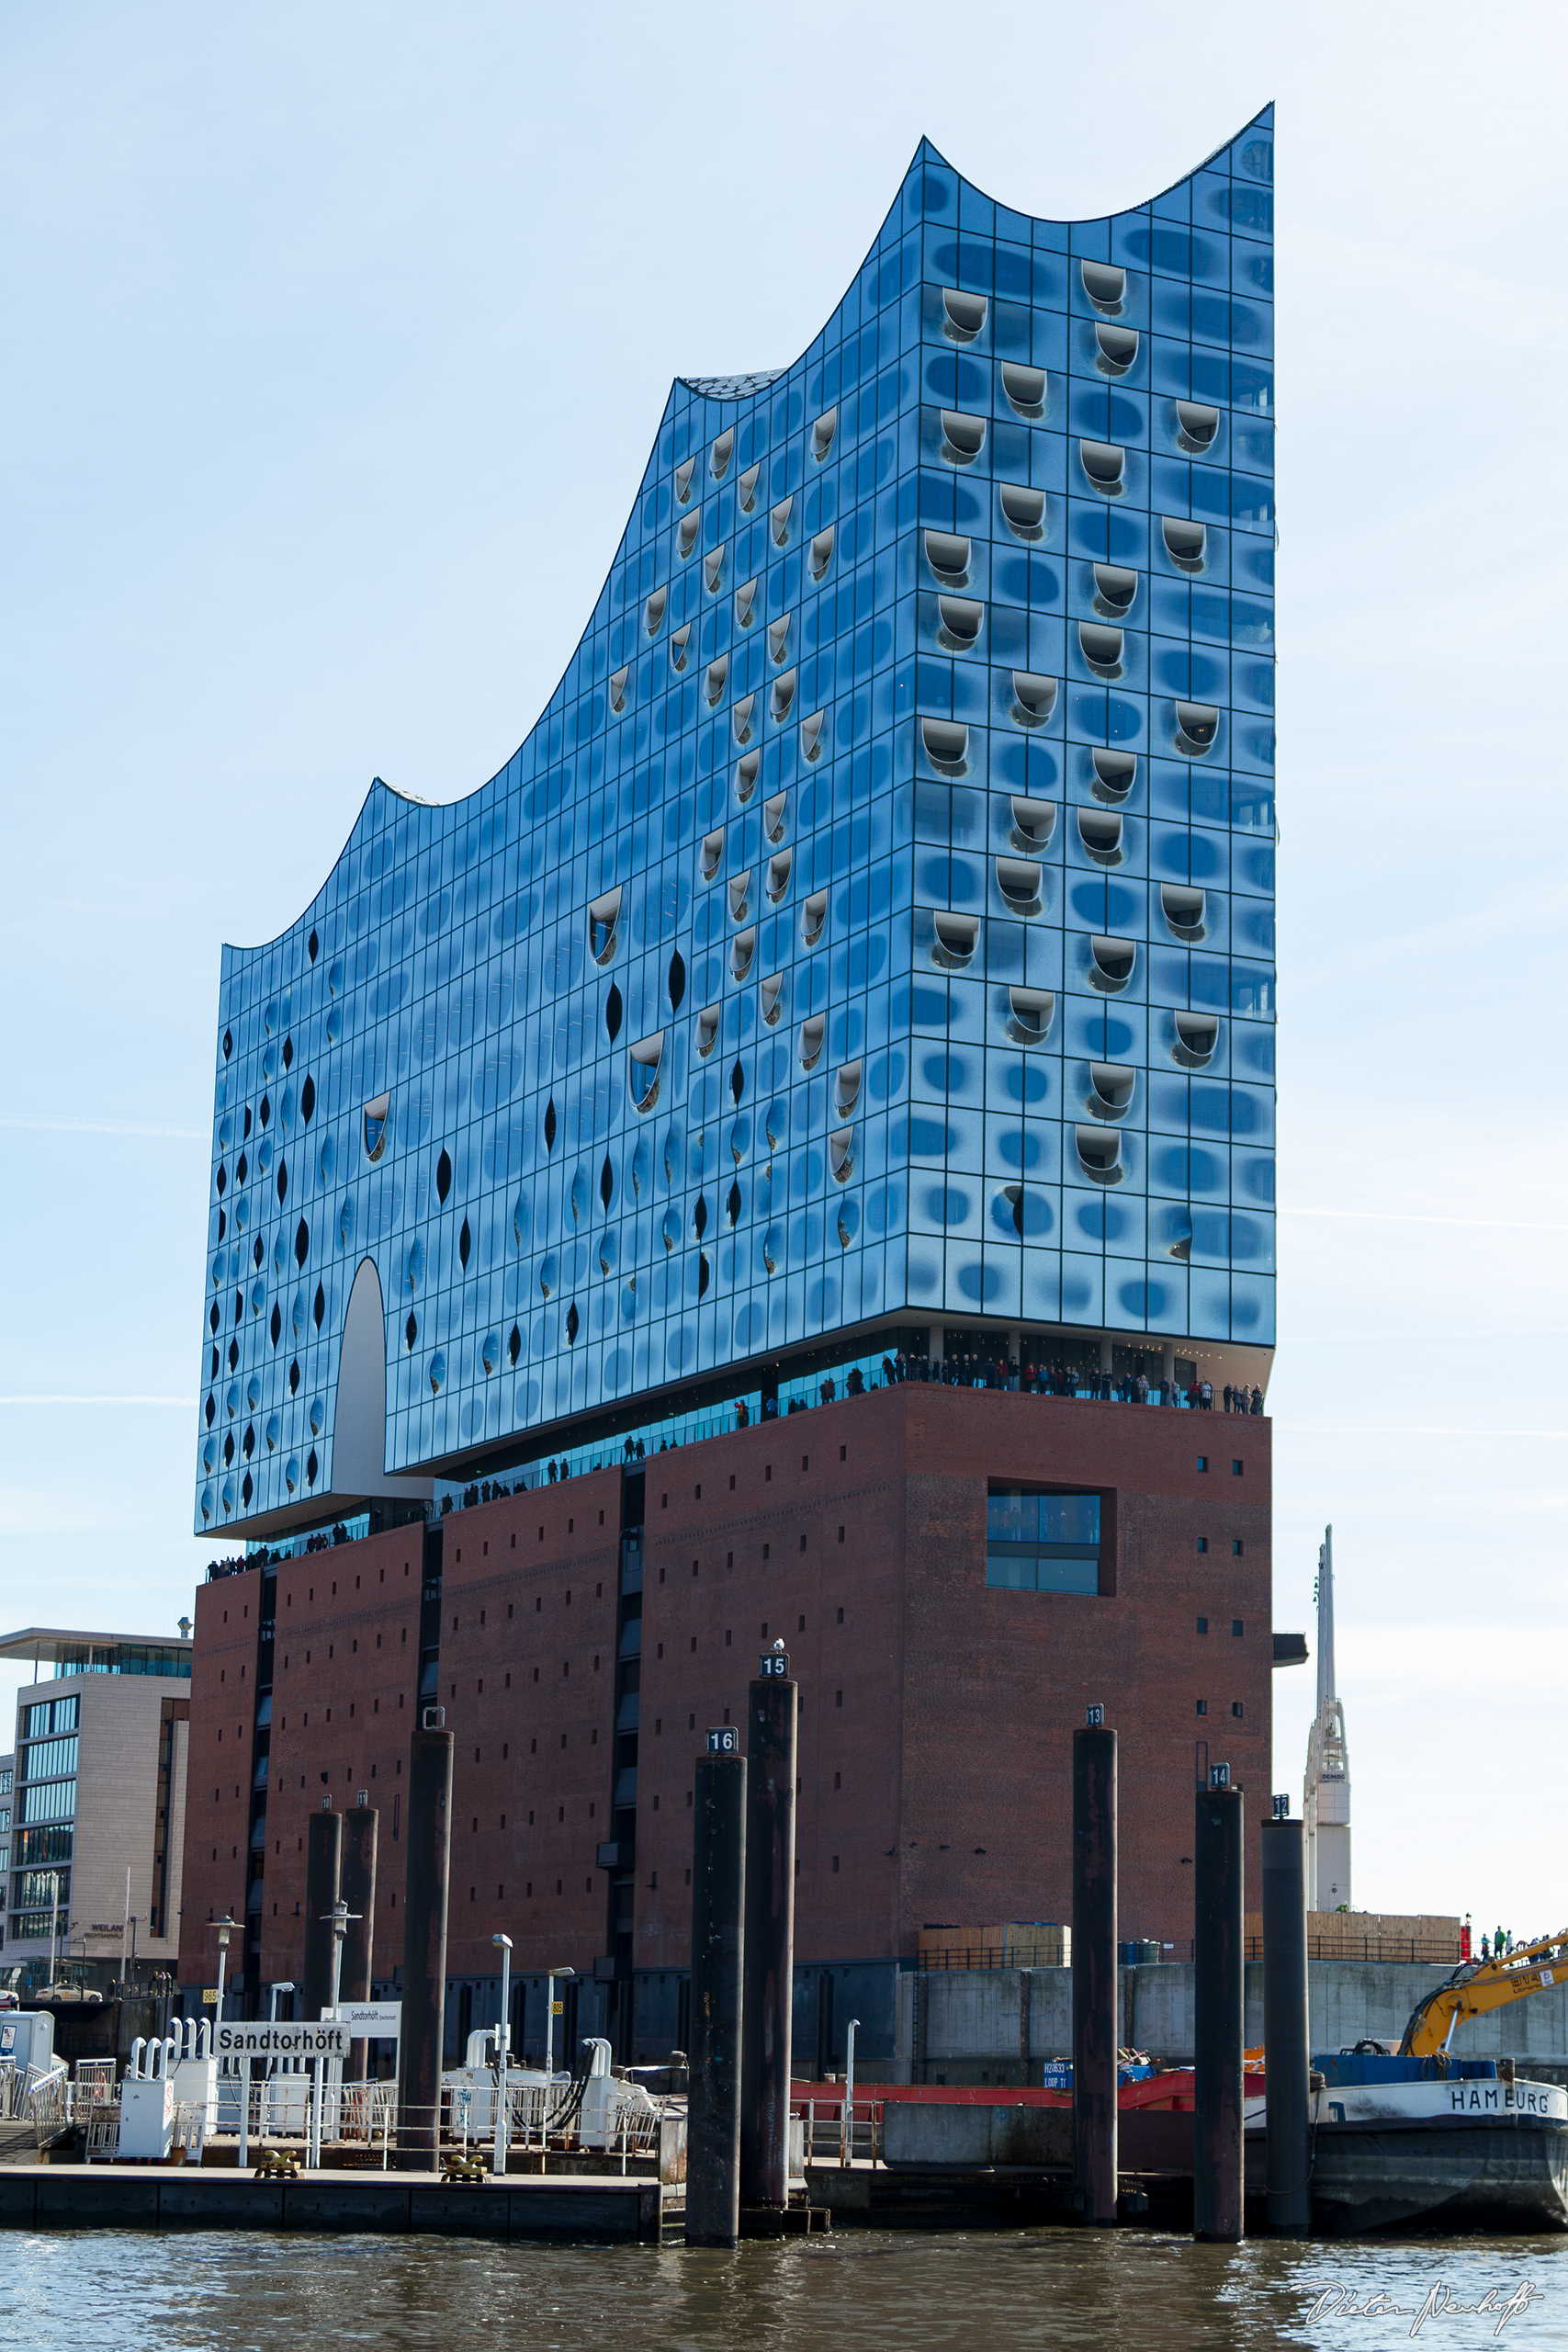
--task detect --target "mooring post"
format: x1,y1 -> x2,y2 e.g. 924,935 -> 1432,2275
397,1720 -> 454,2169
1261,1810 -> 1311,2233
1194,1781 -> 1245,2241
1072,1721 -> 1118,2224
341,1797 -> 379,2081
740,1658 -> 797,2210
687,1737 -> 747,2246
302,1804 -> 343,2028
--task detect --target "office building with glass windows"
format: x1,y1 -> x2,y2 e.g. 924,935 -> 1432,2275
181,117 -> 1280,2056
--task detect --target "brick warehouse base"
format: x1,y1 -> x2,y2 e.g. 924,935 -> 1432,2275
179,1385 -> 1270,2058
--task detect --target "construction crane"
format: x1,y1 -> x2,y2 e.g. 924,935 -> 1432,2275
1399,1928 -> 1568,2057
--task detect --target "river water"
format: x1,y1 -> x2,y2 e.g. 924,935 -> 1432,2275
3,2230 -> 1565,2350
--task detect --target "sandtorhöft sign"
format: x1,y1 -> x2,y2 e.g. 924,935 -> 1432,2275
214,2022 -> 349,2059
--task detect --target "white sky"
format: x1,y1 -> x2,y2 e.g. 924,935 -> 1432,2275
2,2 -> 1563,1944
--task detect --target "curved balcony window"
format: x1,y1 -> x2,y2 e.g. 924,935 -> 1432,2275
924,528 -> 972,583
939,595 -> 984,649
731,927 -> 756,982
812,408 -> 838,461
771,494 -> 794,547
1080,260 -> 1126,312
710,428 -> 733,481
608,664 -> 628,714
734,576 -> 758,628
1078,622 -> 1123,676
1095,323 -> 1139,376
696,1005 -> 721,1059
735,750 -> 760,804
677,511 -> 701,560
728,873 -> 752,924
920,717 -> 969,775
363,1091 -> 390,1163
761,973 -> 785,1028
1088,935 -> 1136,991
670,623 -> 692,673
704,548 -> 725,595
674,457 -> 695,504
705,654 -> 728,707
589,887 -> 623,965
763,790 -> 788,843
1088,1062 -> 1136,1118
1008,986 -> 1055,1045
1162,516 -> 1207,571
1075,1125 -> 1124,1182
644,587 -> 666,636
835,1059 -> 863,1115
800,709 -> 826,763
1160,884 -> 1206,940
732,693 -> 755,745
809,526 -> 835,582
772,668 -> 797,721
799,1013 -> 825,1070
767,849 -> 793,902
768,617 -> 791,666
1091,748 -> 1136,802
1176,400 -> 1220,452
1174,700 -> 1220,755
998,484 -> 1044,541
700,828 -> 725,882
1092,563 -> 1138,616
932,910 -> 978,967
1173,1012 -> 1218,1069
1079,439 -> 1125,492
803,892 -> 828,948
1010,795 -> 1056,850
829,1126 -> 855,1183
942,287 -> 987,341
738,461 -> 761,514
941,409 -> 987,464
1001,362 -> 1045,417
995,856 -> 1043,912
628,1033 -> 665,1114
1012,671 -> 1057,726
1077,809 -> 1123,865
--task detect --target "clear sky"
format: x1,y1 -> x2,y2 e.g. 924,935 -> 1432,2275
3,3 -> 1563,1944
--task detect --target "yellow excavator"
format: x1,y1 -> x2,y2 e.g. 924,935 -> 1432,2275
1399,1928 -> 1568,2057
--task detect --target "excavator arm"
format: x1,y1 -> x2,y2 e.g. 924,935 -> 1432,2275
1400,1928 -> 1568,2057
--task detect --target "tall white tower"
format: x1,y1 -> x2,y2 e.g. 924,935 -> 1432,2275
1303,1525 -> 1351,1912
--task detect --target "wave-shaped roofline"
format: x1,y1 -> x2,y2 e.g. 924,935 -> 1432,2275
222,107 -> 1273,962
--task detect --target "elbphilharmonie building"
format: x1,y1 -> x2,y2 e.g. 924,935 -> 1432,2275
197,112 -> 1275,1540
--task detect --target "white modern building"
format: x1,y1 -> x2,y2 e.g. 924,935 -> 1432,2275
0,1627 -> 192,1995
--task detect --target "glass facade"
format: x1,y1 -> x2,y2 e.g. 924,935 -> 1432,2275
197,118 -> 1276,1536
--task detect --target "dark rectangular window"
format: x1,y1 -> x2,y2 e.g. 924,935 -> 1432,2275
1232,1619 -> 1244,1636
986,1486 -> 1101,1594
1197,1616 -> 1208,1634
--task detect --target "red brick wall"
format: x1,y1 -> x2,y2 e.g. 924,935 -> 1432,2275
177,1565 -> 264,1988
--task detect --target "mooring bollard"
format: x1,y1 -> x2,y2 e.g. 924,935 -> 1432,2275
1194,1781 -> 1245,2242
397,1717 -> 454,2171
1262,1809 -> 1311,2233
1072,1720 -> 1118,2225
687,1735 -> 746,2247
740,1655 -> 797,2209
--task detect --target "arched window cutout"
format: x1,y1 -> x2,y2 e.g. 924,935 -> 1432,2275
1075,1125 -> 1124,1182
674,456 -> 695,503
363,1093 -> 390,1163
1088,935 -> 1136,991
1176,401 -> 1220,451
1093,563 -> 1138,616
589,887 -> 623,964
701,828 -> 725,881
710,428 -> 733,480
608,664 -> 629,713
677,511 -> 700,560
1091,748 -> 1137,802
767,849 -> 793,902
942,287 -> 987,341
645,587 -> 666,636
735,577 -> 758,628
924,529 -> 971,583
704,548 -> 725,594
1079,622 -> 1123,675
1174,700 -> 1220,755
307,930 -> 319,962
738,461 -> 761,513
761,973 -> 785,1027
1173,1012 -> 1219,1069
939,595 -> 983,648
731,927 -> 756,981
932,911 -> 978,967
800,711 -> 826,763
1095,323 -> 1139,376
605,981 -> 624,1042
771,495 -> 794,546
732,694 -> 755,745
835,1060 -> 862,1114
628,1034 -> 665,1114
1088,1062 -> 1136,1117
1080,260 -> 1126,312
799,1013 -> 825,1069
435,1146 -> 453,1203
767,616 -> 790,664
921,717 -> 969,775
735,751 -> 760,804
812,408 -> 838,460
771,668 -> 797,721
829,1126 -> 855,1182
1001,363 -> 1045,417
696,1005 -> 721,1058
762,790 -> 788,843
705,654 -> 728,706
1078,809 -> 1123,865
995,857 -> 1043,911
809,526 -> 835,581
941,410 -> 987,463
1009,986 -> 1055,1045
1160,884 -> 1207,939
1080,439 -> 1126,492
670,624 -> 692,673
999,484 -> 1044,540
1010,796 -> 1056,849
728,873 -> 751,924
1012,671 -> 1057,726
802,892 -> 828,949
1162,516 -> 1207,571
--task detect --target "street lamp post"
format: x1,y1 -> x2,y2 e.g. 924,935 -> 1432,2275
545,1965 -> 575,2085
491,1933 -> 513,2177
312,1900 -> 360,2166
268,1980 -> 296,2021
212,1916 -> 235,2025
45,1872 -> 62,1992
841,2018 -> 862,2167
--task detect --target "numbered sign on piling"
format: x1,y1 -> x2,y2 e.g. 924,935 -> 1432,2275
705,1725 -> 739,1754
1209,1761 -> 1231,1789
1085,1703 -> 1104,1727
758,1651 -> 789,1677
